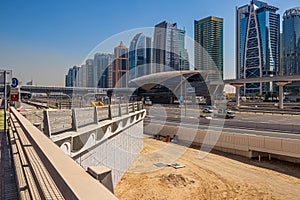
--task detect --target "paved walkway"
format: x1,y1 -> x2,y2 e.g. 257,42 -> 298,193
0,108 -> 18,199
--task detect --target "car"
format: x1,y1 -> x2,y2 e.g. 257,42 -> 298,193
200,113 -> 206,118
144,97 -> 152,106
202,107 -> 213,113
215,110 -> 235,119
225,111 -> 235,119
202,106 -> 217,113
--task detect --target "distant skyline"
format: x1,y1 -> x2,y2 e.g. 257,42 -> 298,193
0,0 -> 299,86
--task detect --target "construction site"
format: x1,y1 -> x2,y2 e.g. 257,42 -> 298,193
115,137 -> 300,200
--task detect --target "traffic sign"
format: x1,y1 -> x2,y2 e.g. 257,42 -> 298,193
11,77 -> 19,88
0,70 -> 12,84
10,94 -> 19,101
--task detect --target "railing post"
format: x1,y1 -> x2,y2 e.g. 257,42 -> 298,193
108,105 -> 112,119
94,106 -> 98,123
43,110 -> 51,137
119,103 -> 121,117
72,108 -> 78,131
126,102 -> 129,114
132,102 -> 135,112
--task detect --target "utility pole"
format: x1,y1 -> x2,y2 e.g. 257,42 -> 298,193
4,70 -> 7,134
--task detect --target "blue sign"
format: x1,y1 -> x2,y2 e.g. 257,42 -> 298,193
11,77 -> 19,88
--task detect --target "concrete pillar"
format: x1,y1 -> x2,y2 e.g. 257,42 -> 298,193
232,83 -> 244,107
275,81 -> 290,109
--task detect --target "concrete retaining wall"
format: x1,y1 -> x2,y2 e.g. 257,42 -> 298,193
74,121 -> 144,188
144,123 -> 300,162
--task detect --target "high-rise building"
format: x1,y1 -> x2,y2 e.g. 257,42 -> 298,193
236,0 -> 280,95
81,64 -> 86,87
194,16 -> 223,80
65,66 -> 80,87
178,29 -> 186,70
282,7 -> 300,75
153,21 -> 185,73
94,53 -> 114,88
129,33 -> 152,80
183,48 -> 190,70
111,41 -> 129,88
85,59 -> 94,87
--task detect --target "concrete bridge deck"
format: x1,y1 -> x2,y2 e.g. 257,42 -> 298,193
4,107 -> 118,199
0,101 -> 146,199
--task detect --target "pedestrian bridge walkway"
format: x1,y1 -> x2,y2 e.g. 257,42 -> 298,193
1,101 -> 145,199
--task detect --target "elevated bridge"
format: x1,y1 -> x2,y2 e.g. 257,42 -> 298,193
223,75 -> 300,109
1,101 -> 145,199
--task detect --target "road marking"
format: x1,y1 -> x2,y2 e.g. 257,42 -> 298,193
145,117 -> 300,139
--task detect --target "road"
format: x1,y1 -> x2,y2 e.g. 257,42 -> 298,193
144,104 -> 300,139
146,104 -> 300,125
145,117 -> 300,140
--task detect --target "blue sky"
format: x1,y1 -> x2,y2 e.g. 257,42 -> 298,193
0,0 -> 298,86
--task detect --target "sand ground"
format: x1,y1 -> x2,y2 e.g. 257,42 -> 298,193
115,137 -> 300,200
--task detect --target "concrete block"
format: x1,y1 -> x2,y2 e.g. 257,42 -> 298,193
248,135 -> 265,151
221,133 -> 235,149
264,137 -> 282,151
234,134 -> 249,151
282,139 -> 300,155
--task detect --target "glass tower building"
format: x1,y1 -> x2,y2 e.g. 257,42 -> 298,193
94,53 -> 114,88
153,21 -> 185,73
282,7 -> 300,75
129,33 -> 152,80
194,16 -> 224,80
236,0 -> 280,95
111,41 -> 129,88
65,66 -> 80,87
85,59 -> 94,88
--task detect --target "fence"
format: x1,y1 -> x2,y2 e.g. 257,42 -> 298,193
42,101 -> 143,137
9,107 -> 117,200
145,123 -> 300,161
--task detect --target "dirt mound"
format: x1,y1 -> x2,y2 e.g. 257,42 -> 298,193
158,173 -> 195,187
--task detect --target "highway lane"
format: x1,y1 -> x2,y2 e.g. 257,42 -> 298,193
145,117 -> 300,140
146,105 -> 300,125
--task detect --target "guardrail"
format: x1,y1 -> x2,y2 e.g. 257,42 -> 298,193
9,107 -> 118,199
41,101 -> 143,136
236,107 -> 300,115
145,123 -> 300,162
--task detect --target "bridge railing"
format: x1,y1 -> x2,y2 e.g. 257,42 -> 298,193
9,107 -> 118,200
41,101 -> 143,136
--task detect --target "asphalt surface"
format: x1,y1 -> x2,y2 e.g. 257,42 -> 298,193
145,105 -> 300,140
145,118 -> 300,140
146,104 -> 300,125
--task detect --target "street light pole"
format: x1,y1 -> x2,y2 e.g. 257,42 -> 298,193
4,70 -> 7,133
184,79 -> 187,117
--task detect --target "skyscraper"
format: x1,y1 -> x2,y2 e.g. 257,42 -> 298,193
85,59 -> 94,87
129,33 -> 152,80
94,53 -> 114,88
65,66 -> 80,87
153,21 -> 185,73
236,0 -> 280,95
178,29 -> 186,71
81,64 -> 86,87
282,7 -> 300,75
194,16 -> 224,80
111,41 -> 129,88
184,48 -> 190,70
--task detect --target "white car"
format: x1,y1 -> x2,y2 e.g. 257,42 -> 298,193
144,97 -> 152,106
203,107 -> 213,113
